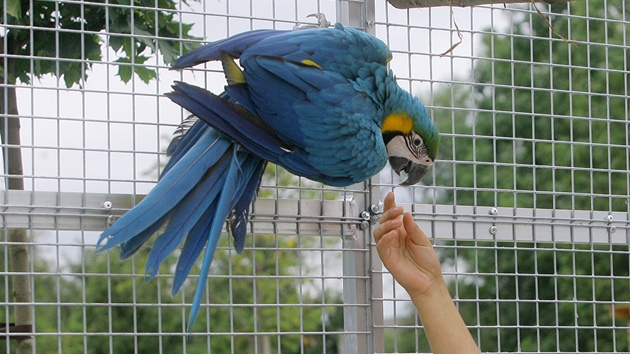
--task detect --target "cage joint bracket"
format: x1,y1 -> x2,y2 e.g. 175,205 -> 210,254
606,214 -> 616,234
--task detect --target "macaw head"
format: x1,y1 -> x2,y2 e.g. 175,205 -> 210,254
381,101 -> 440,186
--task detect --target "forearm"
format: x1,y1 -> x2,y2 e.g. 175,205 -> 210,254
411,282 -> 481,354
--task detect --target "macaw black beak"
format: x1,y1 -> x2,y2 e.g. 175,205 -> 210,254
388,156 -> 430,186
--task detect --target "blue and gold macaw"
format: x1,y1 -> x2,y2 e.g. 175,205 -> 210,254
97,23 -> 439,330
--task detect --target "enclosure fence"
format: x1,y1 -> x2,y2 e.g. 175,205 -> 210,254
1,0 -> 629,353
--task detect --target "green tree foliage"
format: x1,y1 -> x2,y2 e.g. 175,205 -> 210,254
436,1 -> 629,212
21,235 -> 342,353
1,0 -> 199,87
394,2 -> 629,352
0,3 -> 198,352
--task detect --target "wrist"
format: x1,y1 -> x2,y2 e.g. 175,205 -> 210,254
408,278 -> 452,311
406,275 -> 449,303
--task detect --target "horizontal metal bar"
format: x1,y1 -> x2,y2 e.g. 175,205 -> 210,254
387,0 -> 570,8
409,203 -> 629,245
0,190 -> 359,238
1,191 -> 628,244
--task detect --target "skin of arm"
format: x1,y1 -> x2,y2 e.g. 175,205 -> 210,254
373,192 -> 481,354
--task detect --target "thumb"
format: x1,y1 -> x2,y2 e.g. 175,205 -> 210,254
403,212 -> 432,248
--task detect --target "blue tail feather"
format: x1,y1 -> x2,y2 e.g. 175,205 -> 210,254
97,131 -> 231,252
229,158 -> 266,253
119,213 -> 169,260
144,151 -> 231,280
186,148 -> 261,331
101,95 -> 269,330
162,117 -> 208,178
162,89 -> 232,177
170,200 -> 219,296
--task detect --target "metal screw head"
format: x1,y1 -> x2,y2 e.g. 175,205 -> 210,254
609,225 -> 617,234
359,221 -> 370,231
370,203 -> 382,214
489,207 -> 498,216
360,211 -> 371,221
606,215 -> 614,223
103,201 -> 113,210
489,226 -> 498,235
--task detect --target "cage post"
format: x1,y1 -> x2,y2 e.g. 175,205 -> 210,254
335,2 -> 382,351
337,0 -> 375,31
341,190 -> 371,354
368,181 -> 385,353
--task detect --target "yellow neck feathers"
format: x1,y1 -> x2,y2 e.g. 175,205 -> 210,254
381,113 -> 413,134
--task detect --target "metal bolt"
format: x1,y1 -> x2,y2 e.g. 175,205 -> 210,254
489,226 -> 497,235
103,201 -> 113,210
489,207 -> 498,216
359,221 -> 370,231
370,215 -> 380,225
370,203 -> 382,214
609,225 -> 616,234
366,20 -> 375,29
606,215 -> 614,223
107,215 -> 116,226
360,211 -> 371,221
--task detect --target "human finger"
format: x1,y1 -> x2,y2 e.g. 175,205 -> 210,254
379,204 -> 403,225
379,193 -> 403,224
403,212 -> 433,248
373,217 -> 402,243
382,192 -> 396,213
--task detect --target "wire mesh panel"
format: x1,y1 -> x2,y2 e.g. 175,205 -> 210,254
0,0 -> 629,353
371,1 -> 630,353
1,0 -> 368,352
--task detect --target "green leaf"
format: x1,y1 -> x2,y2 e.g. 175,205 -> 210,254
115,57 -> 133,83
6,0 -> 21,19
157,40 -> 178,64
63,67 -> 82,88
133,66 -> 157,84
114,56 -> 156,84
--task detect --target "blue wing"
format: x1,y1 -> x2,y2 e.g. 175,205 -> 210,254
171,23 -> 392,184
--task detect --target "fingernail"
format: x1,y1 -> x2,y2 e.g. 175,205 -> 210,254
390,218 -> 402,227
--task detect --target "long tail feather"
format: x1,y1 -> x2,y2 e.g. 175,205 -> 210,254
229,157 -> 267,253
99,122 -> 267,330
96,130 -> 231,252
119,213 -> 169,260
171,199 -> 219,295
144,151 -> 231,280
186,148 -> 264,331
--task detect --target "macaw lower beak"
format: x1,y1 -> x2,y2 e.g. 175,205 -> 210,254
388,156 -> 430,186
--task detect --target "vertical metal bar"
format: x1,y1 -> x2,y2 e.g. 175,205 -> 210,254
337,0 -> 365,29
334,2 -> 373,354
341,191 -> 370,354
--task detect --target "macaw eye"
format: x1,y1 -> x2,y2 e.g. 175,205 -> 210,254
413,137 -> 422,147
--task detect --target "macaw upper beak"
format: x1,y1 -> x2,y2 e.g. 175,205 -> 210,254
388,156 -> 430,186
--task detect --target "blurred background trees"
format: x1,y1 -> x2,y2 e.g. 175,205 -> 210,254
390,1 -> 629,352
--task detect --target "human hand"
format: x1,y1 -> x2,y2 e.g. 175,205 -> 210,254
374,193 -> 481,354
373,192 -> 445,299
